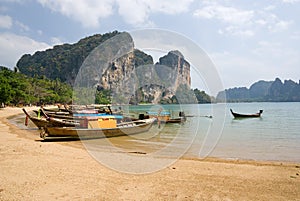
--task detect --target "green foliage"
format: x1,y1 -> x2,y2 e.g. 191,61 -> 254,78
174,84 -> 198,104
193,88 -> 212,103
95,89 -> 111,104
134,49 -> 153,67
17,31 -> 121,84
0,67 -> 72,105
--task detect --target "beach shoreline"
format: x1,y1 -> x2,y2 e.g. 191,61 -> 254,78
0,107 -> 299,200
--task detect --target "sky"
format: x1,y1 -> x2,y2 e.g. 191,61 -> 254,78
0,0 -> 300,95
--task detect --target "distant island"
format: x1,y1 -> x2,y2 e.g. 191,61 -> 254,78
216,78 -> 300,102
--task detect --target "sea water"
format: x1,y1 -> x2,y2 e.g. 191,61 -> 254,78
11,102 -> 300,162
123,102 -> 300,162
208,102 -> 300,162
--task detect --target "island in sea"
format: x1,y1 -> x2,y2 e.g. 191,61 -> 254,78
216,78 -> 300,102
1,31 -> 211,106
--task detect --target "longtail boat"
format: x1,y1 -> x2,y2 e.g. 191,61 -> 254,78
230,109 -> 263,118
23,108 -> 79,129
164,117 -> 186,123
40,118 -> 156,139
147,111 -> 186,124
22,108 -> 49,129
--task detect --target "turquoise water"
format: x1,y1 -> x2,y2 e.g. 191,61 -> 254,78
13,102 -> 300,162
121,102 -> 300,162
210,102 -> 300,162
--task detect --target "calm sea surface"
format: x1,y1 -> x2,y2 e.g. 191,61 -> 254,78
12,102 -> 300,162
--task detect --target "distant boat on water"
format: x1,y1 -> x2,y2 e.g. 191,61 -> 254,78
230,109 -> 263,118
146,111 -> 186,124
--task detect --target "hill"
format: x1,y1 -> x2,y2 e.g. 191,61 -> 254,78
17,31 -> 125,85
216,78 -> 300,102
15,31 -> 212,105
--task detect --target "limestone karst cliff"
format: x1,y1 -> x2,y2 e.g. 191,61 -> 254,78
99,50 -> 193,104
16,32 -> 194,104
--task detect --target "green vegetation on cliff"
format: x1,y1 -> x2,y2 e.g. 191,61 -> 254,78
17,31 -> 121,84
193,88 -> 212,103
16,31 -> 155,85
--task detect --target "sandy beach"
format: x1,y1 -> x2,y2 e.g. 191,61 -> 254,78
0,107 -> 299,200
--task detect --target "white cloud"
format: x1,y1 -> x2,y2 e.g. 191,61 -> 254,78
145,0 -> 193,14
194,2 -> 255,37
223,26 -> 255,37
37,0 -> 193,28
0,32 -> 50,68
50,36 -> 63,45
37,0 -> 115,28
116,0 -> 193,26
15,20 -> 30,32
193,2 -> 293,37
264,5 -> 276,11
116,0 -> 151,26
271,20 -> 292,32
194,3 -> 254,25
0,15 -> 12,29
255,19 -> 267,26
259,12 -> 293,32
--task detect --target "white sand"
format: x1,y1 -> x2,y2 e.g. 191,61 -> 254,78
0,107 -> 299,200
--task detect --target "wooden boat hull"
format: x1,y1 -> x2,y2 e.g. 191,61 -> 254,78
165,117 -> 186,123
42,118 -> 155,139
34,110 -> 71,117
47,118 -> 79,127
23,108 -> 78,129
147,111 -> 186,124
27,116 -> 78,129
230,109 -> 263,118
153,117 -> 186,124
43,106 -> 69,113
28,117 -> 49,129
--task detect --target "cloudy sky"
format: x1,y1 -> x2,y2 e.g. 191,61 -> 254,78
1,0 -> 299,94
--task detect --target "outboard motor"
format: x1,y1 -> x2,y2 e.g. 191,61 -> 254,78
179,111 -> 185,117
139,113 -> 145,120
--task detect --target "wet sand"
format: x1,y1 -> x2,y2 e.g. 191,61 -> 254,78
0,107 -> 300,200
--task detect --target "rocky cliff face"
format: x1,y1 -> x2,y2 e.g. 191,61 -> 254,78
99,50 -> 192,104
16,31 -> 192,104
136,50 -> 192,104
158,50 -> 191,88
